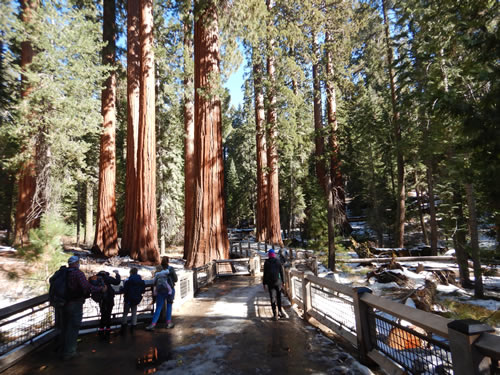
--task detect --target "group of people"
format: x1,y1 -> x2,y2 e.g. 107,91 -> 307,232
52,255 -> 177,360
53,247 -> 284,360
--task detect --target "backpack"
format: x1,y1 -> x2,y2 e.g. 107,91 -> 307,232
88,274 -> 105,303
49,266 -> 68,307
156,277 -> 170,294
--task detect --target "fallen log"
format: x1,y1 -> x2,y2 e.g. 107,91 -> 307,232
338,256 -> 456,264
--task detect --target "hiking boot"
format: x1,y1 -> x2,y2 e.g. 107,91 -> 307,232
272,315 -> 279,321
278,311 -> 286,319
145,324 -> 156,331
166,322 -> 175,329
130,325 -> 136,333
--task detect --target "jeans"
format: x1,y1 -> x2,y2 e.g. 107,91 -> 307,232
61,301 -> 83,357
99,300 -> 114,329
122,303 -> 138,326
152,288 -> 175,324
268,285 -> 282,316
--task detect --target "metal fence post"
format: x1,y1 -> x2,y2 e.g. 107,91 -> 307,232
448,319 -> 495,375
353,287 -> 375,365
302,274 -> 312,321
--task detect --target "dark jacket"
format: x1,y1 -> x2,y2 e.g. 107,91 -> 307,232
263,257 -> 284,287
97,271 -> 121,306
123,274 -> 146,306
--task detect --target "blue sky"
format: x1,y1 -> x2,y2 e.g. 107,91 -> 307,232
224,62 -> 246,109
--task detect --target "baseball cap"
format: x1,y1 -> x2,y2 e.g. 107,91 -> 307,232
68,255 -> 79,264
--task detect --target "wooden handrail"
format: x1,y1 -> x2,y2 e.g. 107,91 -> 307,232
304,274 -> 355,297
360,292 -> 451,337
0,294 -> 49,320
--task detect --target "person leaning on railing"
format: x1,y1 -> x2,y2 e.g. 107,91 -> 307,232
61,255 -> 106,360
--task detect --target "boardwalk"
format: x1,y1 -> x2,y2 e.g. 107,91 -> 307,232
4,276 -> 371,375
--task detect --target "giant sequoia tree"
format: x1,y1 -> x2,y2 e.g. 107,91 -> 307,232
93,0 -> 118,256
186,0 -> 229,268
121,0 -> 141,256
129,0 -> 160,263
14,0 -> 38,246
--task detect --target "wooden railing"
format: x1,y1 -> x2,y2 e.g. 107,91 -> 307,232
283,267 -> 500,375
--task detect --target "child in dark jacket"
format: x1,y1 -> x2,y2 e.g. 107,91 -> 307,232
122,268 -> 146,331
94,270 -> 121,337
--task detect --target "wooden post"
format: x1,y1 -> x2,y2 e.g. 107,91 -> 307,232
264,242 -> 268,252
448,319 -> 495,375
353,287 -> 375,365
239,241 -> 242,255
257,241 -> 261,251
193,269 -> 198,294
302,273 -> 311,321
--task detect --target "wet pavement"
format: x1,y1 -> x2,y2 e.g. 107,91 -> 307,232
4,276 -> 371,375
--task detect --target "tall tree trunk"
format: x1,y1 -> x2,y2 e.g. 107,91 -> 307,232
312,35 -> 326,192
253,50 -> 268,243
182,0 -> 195,260
84,181 -> 93,246
426,163 -> 438,254
382,0 -> 405,248
325,33 -> 349,235
414,171 -> 428,245
265,0 -> 282,247
121,0 -> 141,256
186,0 -> 229,268
129,0 -> 159,263
93,0 -> 118,256
464,183 -> 483,298
14,0 -> 38,247
452,185 -> 471,288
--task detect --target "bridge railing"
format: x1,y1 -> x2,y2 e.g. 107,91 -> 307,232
284,268 -> 499,375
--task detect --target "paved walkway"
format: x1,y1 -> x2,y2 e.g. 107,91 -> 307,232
4,276 -> 371,375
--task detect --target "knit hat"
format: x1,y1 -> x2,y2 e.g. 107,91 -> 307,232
268,249 -> 276,258
68,255 -> 79,265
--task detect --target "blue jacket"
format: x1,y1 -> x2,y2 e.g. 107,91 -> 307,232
123,274 -> 146,306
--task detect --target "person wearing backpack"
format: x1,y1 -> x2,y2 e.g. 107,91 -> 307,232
54,255 -> 106,360
146,256 -> 177,330
121,267 -> 146,332
91,270 -> 121,339
263,248 -> 286,321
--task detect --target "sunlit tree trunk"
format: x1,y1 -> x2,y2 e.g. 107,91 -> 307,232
265,0 -> 283,247
14,0 -> 38,247
325,33 -> 349,235
382,0 -> 405,248
186,0 -> 229,268
312,35 -> 326,193
253,50 -> 268,243
93,0 -> 118,256
121,0 -> 141,255
465,183 -> 483,298
182,0 -> 195,260
129,0 -> 160,263
84,181 -> 93,245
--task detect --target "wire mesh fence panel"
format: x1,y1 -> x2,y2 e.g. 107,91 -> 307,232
0,301 -> 53,356
293,277 -> 303,302
370,310 -> 453,374
310,284 -> 356,334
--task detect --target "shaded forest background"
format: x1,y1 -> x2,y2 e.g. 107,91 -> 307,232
0,0 -> 498,289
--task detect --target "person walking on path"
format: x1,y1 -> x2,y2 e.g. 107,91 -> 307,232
94,270 -> 121,339
121,267 -> 146,332
146,256 -> 178,330
60,255 -> 106,360
263,248 -> 286,321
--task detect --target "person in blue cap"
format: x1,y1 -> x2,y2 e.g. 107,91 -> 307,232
263,248 -> 286,320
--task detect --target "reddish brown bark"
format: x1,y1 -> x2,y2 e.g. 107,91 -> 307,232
312,36 -> 326,193
186,0 -> 229,268
128,0 -> 160,263
93,0 -> 118,256
253,51 -> 268,243
183,0 -> 195,260
265,0 -> 283,247
14,0 -> 38,247
121,0 -> 141,255
382,0 -> 405,248
325,37 -> 348,231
